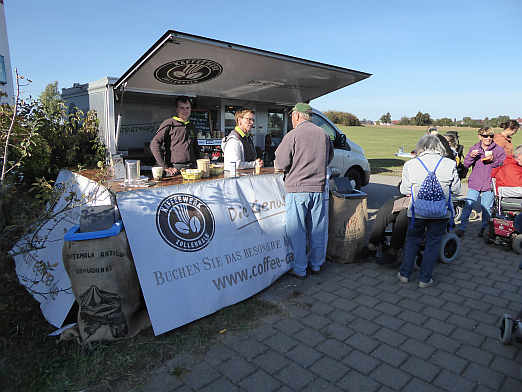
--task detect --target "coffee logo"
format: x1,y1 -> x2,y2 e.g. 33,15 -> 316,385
154,59 -> 223,85
156,194 -> 215,252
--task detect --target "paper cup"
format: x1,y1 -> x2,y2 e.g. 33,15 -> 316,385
485,151 -> 492,157
152,166 -> 164,180
197,159 -> 210,177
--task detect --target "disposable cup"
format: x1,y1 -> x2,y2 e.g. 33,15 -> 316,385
197,159 -> 210,177
152,166 -> 164,180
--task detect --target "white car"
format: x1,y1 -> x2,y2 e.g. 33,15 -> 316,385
310,108 -> 370,189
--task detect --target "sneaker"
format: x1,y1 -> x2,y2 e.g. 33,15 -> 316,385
418,279 -> 434,288
455,229 -> 465,238
367,243 -> 377,252
288,270 -> 306,280
397,272 -> 409,283
310,268 -> 321,275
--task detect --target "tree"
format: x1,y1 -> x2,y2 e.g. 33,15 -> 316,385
399,116 -> 410,125
380,112 -> 391,124
323,111 -> 360,126
39,81 -> 63,117
414,112 -> 424,126
436,117 -> 453,126
421,113 -> 432,125
462,117 -> 472,127
414,111 -> 432,126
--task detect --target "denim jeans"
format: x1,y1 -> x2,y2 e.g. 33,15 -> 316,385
400,218 -> 447,283
285,192 -> 328,276
459,188 -> 494,231
516,214 -> 522,233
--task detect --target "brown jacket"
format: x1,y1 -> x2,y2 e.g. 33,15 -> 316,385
150,117 -> 196,167
493,133 -> 513,156
274,120 -> 333,193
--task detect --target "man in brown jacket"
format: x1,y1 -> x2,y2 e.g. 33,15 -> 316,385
275,103 -> 333,279
150,97 -> 198,176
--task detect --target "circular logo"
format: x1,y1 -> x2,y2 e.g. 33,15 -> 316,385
156,194 -> 215,252
154,59 -> 223,85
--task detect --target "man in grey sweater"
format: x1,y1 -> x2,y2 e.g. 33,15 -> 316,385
275,103 -> 333,279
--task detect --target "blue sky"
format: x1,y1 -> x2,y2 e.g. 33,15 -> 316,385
5,0 -> 521,120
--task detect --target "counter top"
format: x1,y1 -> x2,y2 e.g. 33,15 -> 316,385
77,167 -> 283,193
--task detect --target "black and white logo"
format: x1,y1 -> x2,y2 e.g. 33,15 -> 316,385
154,59 -> 223,85
156,194 -> 215,252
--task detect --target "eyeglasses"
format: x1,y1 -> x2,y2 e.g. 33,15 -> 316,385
481,134 -> 494,138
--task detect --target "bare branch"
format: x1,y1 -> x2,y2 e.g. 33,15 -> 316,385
1,68 -> 21,185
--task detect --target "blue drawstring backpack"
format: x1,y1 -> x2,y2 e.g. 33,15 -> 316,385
411,156 -> 453,226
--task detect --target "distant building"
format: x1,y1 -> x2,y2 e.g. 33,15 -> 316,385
0,0 -> 14,104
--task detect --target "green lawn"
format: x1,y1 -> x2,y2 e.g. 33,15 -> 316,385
338,125 -> 522,175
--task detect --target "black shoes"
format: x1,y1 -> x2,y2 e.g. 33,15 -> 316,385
455,228 -> 485,238
288,270 -> 306,280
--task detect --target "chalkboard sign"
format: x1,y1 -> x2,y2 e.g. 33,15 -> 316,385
190,110 -> 211,135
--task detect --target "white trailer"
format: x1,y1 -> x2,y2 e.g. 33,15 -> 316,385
62,30 -> 373,186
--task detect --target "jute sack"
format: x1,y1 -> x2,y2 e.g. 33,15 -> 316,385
326,192 -> 368,264
62,230 -> 150,343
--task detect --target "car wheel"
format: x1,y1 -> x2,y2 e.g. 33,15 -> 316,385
439,232 -> 461,264
512,234 -> 522,255
498,314 -> 514,345
345,168 -> 362,190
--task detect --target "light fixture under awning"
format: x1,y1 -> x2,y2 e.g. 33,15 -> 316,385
114,30 -> 371,105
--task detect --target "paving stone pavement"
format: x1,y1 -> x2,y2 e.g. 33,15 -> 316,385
133,217 -> 522,392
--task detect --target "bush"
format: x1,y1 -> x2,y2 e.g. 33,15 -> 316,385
2,97 -> 105,187
324,111 -> 361,126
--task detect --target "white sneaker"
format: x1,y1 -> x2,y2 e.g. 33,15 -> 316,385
418,279 -> 434,288
397,272 -> 408,283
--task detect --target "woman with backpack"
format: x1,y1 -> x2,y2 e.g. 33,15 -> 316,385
398,135 -> 461,288
456,127 -> 505,238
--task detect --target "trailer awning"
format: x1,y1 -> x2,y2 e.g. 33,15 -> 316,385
114,31 -> 371,105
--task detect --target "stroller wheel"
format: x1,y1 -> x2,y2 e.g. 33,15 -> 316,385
469,210 -> 479,221
439,232 -> 461,264
498,314 -> 514,345
512,234 -> 522,255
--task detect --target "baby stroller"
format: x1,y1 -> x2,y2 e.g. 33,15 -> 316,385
483,178 -> 522,254
498,313 -> 522,345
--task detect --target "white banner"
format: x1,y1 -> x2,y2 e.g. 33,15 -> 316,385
10,170 -> 112,327
116,173 -> 293,335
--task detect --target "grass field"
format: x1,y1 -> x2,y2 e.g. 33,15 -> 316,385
337,125 -> 522,176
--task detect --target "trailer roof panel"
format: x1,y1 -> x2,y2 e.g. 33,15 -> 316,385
114,31 -> 371,105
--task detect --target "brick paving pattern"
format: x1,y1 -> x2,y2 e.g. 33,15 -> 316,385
137,221 -> 522,391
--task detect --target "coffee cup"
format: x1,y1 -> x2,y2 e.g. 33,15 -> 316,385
152,166 -> 164,180
485,151 -> 492,158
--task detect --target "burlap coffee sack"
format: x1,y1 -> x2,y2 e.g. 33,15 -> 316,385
327,194 -> 367,264
63,230 -> 150,343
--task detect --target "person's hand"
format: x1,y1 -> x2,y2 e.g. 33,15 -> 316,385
256,159 -> 264,168
470,149 -> 480,158
165,167 -> 179,176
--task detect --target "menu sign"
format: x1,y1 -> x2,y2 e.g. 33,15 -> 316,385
190,110 -> 211,135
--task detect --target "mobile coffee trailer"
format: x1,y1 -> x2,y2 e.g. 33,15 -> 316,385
62,30 -> 371,171
15,31 -> 373,335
